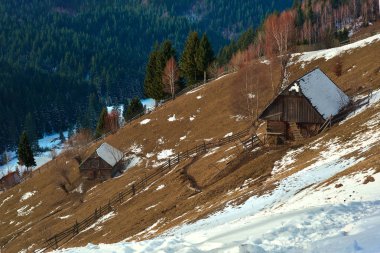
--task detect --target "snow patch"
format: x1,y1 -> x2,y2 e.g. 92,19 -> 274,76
146,153 -> 155,158
341,88 -> 380,124
81,211 -> 116,233
140,119 -> 151,125
230,115 -> 246,122
157,137 -> 165,145
140,98 -> 156,110
157,149 -> 174,160
72,183 -> 83,194
145,203 -> 159,211
156,185 -> 165,191
291,34 -> 380,64
168,114 -> 176,122
20,191 -> 37,202
0,194 -> 13,207
130,143 -> 143,154
217,155 -> 234,163
203,147 -> 220,158
17,201 -> 42,216
224,132 -> 233,138
123,155 -> 141,172
248,93 -> 255,99
186,87 -> 204,94
289,83 -> 300,93
59,215 -> 72,220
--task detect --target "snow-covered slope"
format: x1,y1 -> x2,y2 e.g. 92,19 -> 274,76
54,90 -> 380,252
290,33 -> 380,64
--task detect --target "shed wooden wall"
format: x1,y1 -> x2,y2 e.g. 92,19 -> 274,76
261,95 -> 324,124
80,157 -> 113,180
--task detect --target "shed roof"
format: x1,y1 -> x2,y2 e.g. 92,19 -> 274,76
260,68 -> 350,121
96,143 -> 124,167
293,68 -> 350,119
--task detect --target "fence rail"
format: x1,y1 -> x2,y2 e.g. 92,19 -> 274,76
43,127 -> 256,251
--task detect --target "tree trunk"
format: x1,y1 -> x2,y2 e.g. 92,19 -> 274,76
203,71 -> 206,84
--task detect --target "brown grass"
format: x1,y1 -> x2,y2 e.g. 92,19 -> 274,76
1,36 -> 380,252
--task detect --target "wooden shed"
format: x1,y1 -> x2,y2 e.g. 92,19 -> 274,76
258,68 -> 350,143
79,143 -> 124,180
0,171 -> 21,190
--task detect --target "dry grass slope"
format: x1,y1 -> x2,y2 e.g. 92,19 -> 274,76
0,36 -> 379,252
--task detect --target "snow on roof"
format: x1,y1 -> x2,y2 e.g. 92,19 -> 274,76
291,68 -> 350,119
96,143 -> 124,167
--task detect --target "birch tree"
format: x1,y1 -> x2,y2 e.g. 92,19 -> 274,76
162,57 -> 179,99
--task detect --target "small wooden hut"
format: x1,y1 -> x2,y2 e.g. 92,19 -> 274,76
79,143 -> 124,180
258,68 -> 350,143
0,171 -> 21,190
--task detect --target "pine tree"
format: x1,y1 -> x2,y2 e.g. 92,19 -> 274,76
18,131 -> 36,168
295,2 -> 304,28
95,108 -> 107,138
59,131 -> 66,143
124,97 -> 144,121
144,41 -> 176,101
180,32 -> 200,85
144,47 -> 164,101
24,112 -> 39,150
306,0 -> 314,23
196,33 -> 214,83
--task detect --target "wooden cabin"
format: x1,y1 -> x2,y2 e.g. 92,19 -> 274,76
0,171 -> 21,190
258,68 -> 350,144
79,143 -> 124,180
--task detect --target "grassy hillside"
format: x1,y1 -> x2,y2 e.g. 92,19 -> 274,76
0,35 -> 379,252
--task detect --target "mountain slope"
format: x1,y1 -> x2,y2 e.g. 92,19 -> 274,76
54,36 -> 380,252
0,34 -> 380,252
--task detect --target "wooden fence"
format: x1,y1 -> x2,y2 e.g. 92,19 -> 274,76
43,127 -> 257,251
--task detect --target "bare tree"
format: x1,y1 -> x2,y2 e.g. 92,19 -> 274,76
106,109 -> 120,133
162,57 -> 179,99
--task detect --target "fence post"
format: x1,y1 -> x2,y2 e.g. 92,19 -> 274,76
74,220 -> 79,234
177,154 -> 180,164
168,158 -> 171,169
203,141 -> 207,153
108,200 -> 112,211
54,235 -> 58,249
132,184 -> 136,196
94,208 -> 98,219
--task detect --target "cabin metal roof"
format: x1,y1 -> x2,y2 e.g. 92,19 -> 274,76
95,143 -> 124,167
291,68 -> 350,119
259,68 -> 350,121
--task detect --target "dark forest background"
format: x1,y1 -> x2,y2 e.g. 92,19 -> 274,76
0,0 -> 293,151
